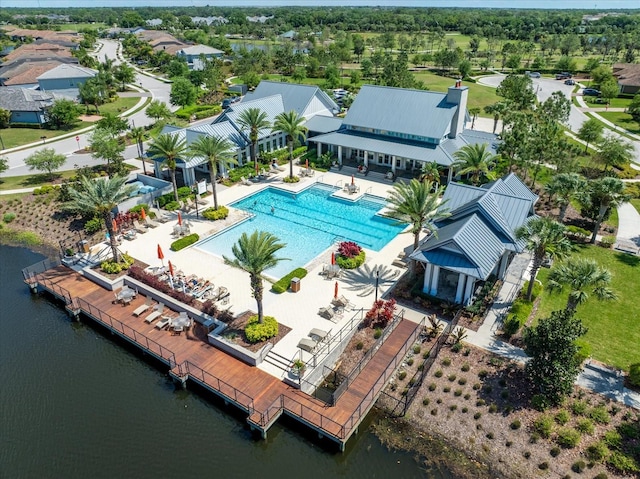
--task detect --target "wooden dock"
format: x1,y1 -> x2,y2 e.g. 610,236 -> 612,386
25,264 -> 421,451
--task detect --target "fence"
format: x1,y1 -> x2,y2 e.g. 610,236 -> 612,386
76,298 -> 177,368
22,258 -> 61,283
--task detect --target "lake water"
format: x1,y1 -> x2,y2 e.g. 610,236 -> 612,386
0,245 -> 457,478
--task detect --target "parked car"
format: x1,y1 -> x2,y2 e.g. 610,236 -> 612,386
582,88 -> 601,96
556,72 -> 572,80
564,79 -> 576,86
527,71 -> 541,78
221,99 -> 232,109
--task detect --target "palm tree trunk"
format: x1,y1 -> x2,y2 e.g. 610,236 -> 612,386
251,141 -> 257,168
526,258 -> 542,301
170,169 -> 179,202
210,170 -> 218,210
251,274 -> 264,323
584,141 -> 590,154
288,141 -> 294,179
558,203 -> 568,222
104,211 -> 119,263
410,231 -> 420,279
590,205 -> 608,244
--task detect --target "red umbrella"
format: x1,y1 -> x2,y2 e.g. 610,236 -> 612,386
168,260 -> 174,278
331,252 -> 335,265
177,211 -> 182,226
112,219 -> 118,233
351,174 -> 355,185
140,207 -> 147,221
334,281 -> 339,299
256,162 -> 260,174
157,244 -> 164,266
305,159 -> 309,169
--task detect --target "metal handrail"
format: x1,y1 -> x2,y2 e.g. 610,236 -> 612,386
33,275 -> 73,305
335,179 -> 343,188
183,361 -> 255,413
76,298 -> 177,367
22,258 -> 61,282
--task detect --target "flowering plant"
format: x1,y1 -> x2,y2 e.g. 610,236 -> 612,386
337,241 -> 362,258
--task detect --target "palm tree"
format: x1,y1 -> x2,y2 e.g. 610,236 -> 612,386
127,126 -> 147,174
545,173 -> 587,223
65,175 -> 135,263
236,108 -> 270,169
188,135 -> 237,210
419,161 -> 442,184
515,217 -> 574,301
386,179 -> 449,277
148,133 -> 187,202
453,143 -> 496,186
272,110 -> 308,179
585,177 -> 630,244
469,107 -> 481,130
546,257 -> 617,313
223,231 -> 288,323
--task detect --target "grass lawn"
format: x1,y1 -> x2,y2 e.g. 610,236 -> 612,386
605,97 -> 633,109
0,121 -> 92,150
534,245 -> 640,372
597,111 -> 640,136
631,198 -> 640,214
98,96 -> 140,116
412,71 -> 501,113
0,170 -> 78,191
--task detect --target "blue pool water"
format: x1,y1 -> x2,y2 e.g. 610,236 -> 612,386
197,184 -> 405,278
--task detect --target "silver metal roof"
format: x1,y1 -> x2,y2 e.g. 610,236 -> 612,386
219,94 -> 284,140
36,63 -> 97,80
304,115 -> 343,134
246,81 -> 338,117
342,85 -> 457,140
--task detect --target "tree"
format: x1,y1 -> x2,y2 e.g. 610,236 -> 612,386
523,310 -> 587,406
600,77 -> 620,105
96,113 -> 129,136
577,118 -> 604,153
595,135 -> 633,172
555,56 -> 578,74
127,126 -> 147,174
237,107 -> 270,168
78,77 -> 108,114
113,63 -> 135,91
169,77 -> 197,108
65,175 -> 135,263
272,110 -> 307,180
458,59 -> 472,79
469,107 -> 481,130
453,143 -> 496,185
545,173 -> 587,222
628,94 -> 640,123
584,177 -> 630,243
546,257 -> 617,312
187,134 -> 237,210
148,133 -> 188,202
0,156 -> 9,175
515,217 -> 573,301
539,91 -> 571,124
386,179 -> 449,276
89,127 -> 125,176
0,108 -> 9,129
484,102 -> 508,134
496,74 -> 536,111
590,65 -> 613,86
44,99 -> 83,130
24,148 -> 66,180
223,231 -> 287,324
146,100 -> 172,123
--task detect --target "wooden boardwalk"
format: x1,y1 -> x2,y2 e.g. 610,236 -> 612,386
26,265 -> 421,450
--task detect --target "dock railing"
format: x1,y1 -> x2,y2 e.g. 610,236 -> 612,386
329,309 -> 405,405
341,316 -> 424,435
22,258 -> 61,283
183,360 -> 256,414
76,298 -> 177,368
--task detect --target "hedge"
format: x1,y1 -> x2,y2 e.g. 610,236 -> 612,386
335,250 -> 366,269
272,268 -> 308,293
171,233 -> 199,251
262,145 -> 307,163
174,104 -> 221,120
245,315 -> 279,343
630,363 -> 640,387
202,206 -> 229,221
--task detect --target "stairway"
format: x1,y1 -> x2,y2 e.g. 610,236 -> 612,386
263,349 -> 292,373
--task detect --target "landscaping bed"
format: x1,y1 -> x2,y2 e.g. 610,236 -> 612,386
221,310 -> 291,353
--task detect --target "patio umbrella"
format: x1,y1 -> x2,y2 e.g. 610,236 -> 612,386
112,219 -> 118,233
177,211 -> 182,226
140,207 -> 146,221
351,174 -> 355,185
305,159 -> 309,169
334,281 -> 339,299
168,261 -> 175,289
331,252 -> 335,265
157,244 -> 164,266
255,162 -> 260,175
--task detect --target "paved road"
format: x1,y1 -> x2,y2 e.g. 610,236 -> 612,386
1,39 -> 175,177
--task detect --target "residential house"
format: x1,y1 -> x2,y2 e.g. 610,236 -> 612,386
308,82 -> 498,182
37,64 -> 97,92
0,87 -> 55,125
410,173 -> 538,305
0,60 -> 67,87
3,43 -> 75,63
176,45 -> 224,70
191,16 -> 228,26
612,63 -> 640,95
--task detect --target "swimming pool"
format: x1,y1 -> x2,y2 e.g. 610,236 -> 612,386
197,184 -> 405,278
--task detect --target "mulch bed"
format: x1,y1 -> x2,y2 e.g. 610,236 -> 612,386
92,258 -> 149,281
223,310 -> 291,353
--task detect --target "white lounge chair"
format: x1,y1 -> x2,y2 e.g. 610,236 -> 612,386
297,337 -> 318,353
309,328 -> 330,342
132,220 -> 148,234
155,316 -> 171,329
241,176 -> 252,186
133,297 -> 153,317
145,302 -> 165,323
332,295 -> 354,310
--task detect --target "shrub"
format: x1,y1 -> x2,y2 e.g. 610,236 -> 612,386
550,446 -> 561,457
486,432 -> 494,439
443,386 -> 451,393
407,358 -> 414,366
534,415 -> 554,439
606,450 -> 639,474
428,383 -> 436,391
557,428 -> 581,448
461,363 -> 470,372
337,241 -> 362,258
488,404 -> 498,413
450,405 -> 458,411
164,200 -> 181,211
464,393 -> 471,400
202,206 -> 229,221
572,400 -> 588,416
431,409 -> 438,416
451,342 -> 462,353
589,406 -> 611,424
412,345 -> 421,354
356,341 -> 364,350
335,249 -> 365,269
501,390 -> 509,399
454,388 -> 463,396
442,357 -> 451,366
462,407 -> 468,413
283,175 -> 300,183
576,419 -> 595,435
100,253 -> 133,274
593,474 -> 608,479
422,397 -> 430,406
476,399 -> 486,407
458,378 -> 467,385
473,383 -> 481,390
244,315 -> 279,343
374,328 -> 382,339
127,266 -> 196,306
448,374 -> 457,382
398,371 -> 407,380
629,363 -> 640,387
511,419 -> 522,430
434,369 -> 443,378
271,268 -> 308,293
531,394 -> 551,411
572,460 -> 586,473
523,451 -> 531,459
599,236 -> 616,249
556,410 -> 571,425
474,412 -> 482,420
128,203 -> 149,215
478,369 -> 488,379
586,441 -> 609,462
84,216 -> 103,234
171,233 -> 200,251
603,430 -> 622,449
3,212 -> 16,223
538,462 -> 549,470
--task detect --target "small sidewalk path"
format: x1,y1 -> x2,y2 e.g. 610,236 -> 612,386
615,202 -> 640,253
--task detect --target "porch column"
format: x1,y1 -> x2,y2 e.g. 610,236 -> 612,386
317,143 -> 322,158
391,155 -> 396,174
429,265 -> 440,296
447,167 -> 453,183
463,278 -> 475,305
338,145 -> 342,164
498,252 -> 510,279
423,263 -> 433,293
363,150 -> 368,167
455,273 -> 466,304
